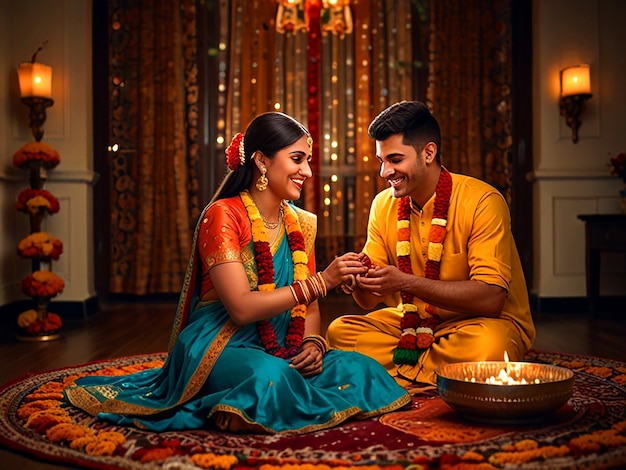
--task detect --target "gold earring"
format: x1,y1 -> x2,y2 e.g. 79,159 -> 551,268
256,168 -> 268,191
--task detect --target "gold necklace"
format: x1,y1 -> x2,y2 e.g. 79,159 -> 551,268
259,205 -> 284,230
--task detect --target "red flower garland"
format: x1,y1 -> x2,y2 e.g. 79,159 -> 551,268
20,270 -> 65,299
306,0 -> 321,214
17,232 -> 63,260
17,310 -> 62,335
240,191 -> 308,359
393,167 -> 452,365
15,188 -> 60,214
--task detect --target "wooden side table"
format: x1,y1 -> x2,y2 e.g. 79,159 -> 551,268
577,214 -> 626,314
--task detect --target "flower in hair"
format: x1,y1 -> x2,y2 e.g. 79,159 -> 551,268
225,132 -> 245,171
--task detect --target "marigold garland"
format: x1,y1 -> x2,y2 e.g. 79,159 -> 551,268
17,310 -> 62,335
13,354 -> 623,468
17,399 -> 61,420
191,452 -> 239,469
25,408 -> 72,433
240,191 -> 307,358
13,140 -> 64,339
84,438 -> 117,456
16,188 -> 60,215
393,167 -> 452,365
12,141 -> 61,170
46,422 -> 95,443
17,232 -> 63,259
13,361 -> 171,460
20,270 -> 65,298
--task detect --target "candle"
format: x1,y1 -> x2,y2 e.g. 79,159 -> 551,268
561,65 -> 591,97
17,62 -> 53,99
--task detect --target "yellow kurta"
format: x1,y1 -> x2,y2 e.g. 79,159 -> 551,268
326,173 -> 536,391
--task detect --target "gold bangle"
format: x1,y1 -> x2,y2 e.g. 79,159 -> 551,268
315,272 -> 328,297
306,273 -> 327,300
306,276 -> 321,300
288,284 -> 299,304
302,334 -> 329,354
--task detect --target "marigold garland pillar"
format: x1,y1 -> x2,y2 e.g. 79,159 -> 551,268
14,45 -> 65,341
14,142 -> 65,341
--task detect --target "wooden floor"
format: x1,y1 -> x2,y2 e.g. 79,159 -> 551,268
1,293 -> 625,469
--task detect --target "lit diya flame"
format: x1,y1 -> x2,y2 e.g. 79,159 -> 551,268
464,351 -> 541,385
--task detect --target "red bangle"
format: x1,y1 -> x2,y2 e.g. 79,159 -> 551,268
291,281 -> 307,304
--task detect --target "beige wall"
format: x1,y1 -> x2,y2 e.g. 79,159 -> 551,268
1,0 -> 624,309
0,0 -> 96,305
531,0 -> 626,298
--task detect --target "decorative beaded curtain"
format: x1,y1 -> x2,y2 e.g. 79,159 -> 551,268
102,0 -> 514,293
217,0 -> 415,266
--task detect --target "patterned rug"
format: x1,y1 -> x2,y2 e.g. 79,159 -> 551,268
1,350 -> 625,470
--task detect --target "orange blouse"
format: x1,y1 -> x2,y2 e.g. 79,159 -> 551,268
197,196 -> 318,300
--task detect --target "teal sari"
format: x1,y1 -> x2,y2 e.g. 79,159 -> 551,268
65,198 -> 410,434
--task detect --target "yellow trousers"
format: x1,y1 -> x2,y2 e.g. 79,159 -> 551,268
326,307 -> 529,393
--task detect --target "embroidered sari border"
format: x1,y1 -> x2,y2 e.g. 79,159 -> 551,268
66,321 -> 241,417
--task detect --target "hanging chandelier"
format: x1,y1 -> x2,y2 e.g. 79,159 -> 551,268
276,0 -> 353,38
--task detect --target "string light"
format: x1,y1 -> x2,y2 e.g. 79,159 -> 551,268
215,1 -> 413,262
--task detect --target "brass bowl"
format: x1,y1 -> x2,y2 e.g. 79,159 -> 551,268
435,361 -> 574,424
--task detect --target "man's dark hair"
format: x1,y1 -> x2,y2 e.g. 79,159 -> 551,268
367,101 -> 442,163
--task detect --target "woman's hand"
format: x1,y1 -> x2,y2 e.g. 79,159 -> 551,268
290,342 -> 324,377
320,252 -> 368,290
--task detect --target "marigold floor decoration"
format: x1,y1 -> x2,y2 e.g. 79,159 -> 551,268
1,350 -> 625,470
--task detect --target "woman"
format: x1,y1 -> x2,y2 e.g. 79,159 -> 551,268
64,112 -> 410,434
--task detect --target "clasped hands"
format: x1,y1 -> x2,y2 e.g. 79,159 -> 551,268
332,253 -> 406,298
289,340 -> 324,377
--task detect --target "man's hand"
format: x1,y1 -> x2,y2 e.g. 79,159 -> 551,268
356,264 -> 410,298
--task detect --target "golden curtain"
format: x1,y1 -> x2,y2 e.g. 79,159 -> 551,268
426,0 -> 513,201
109,0 -> 200,294
104,0 -> 514,292
351,0 -> 415,251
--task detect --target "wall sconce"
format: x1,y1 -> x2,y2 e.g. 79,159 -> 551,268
559,64 -> 592,144
17,43 -> 54,142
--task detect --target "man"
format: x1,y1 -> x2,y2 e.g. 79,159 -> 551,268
326,101 -> 535,392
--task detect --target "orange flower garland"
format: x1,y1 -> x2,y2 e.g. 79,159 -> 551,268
17,232 -> 63,260
393,167 -> 452,365
16,188 -> 60,215
20,270 -> 65,298
17,309 -> 62,335
13,138 -> 64,339
12,141 -> 61,170
240,191 -> 307,358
